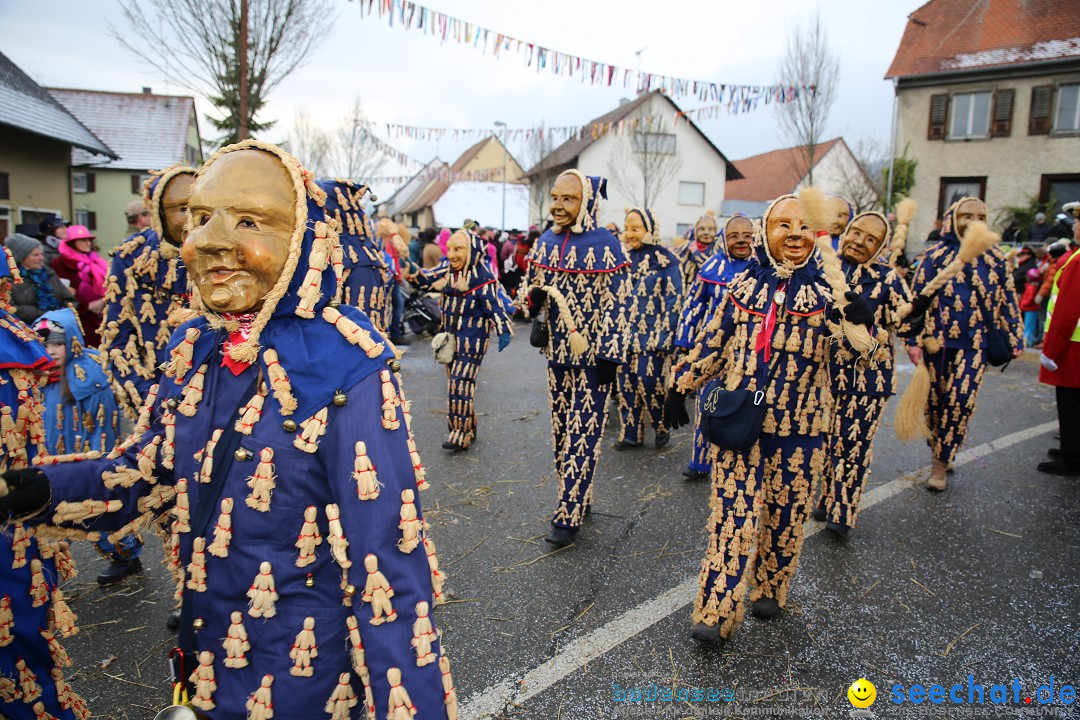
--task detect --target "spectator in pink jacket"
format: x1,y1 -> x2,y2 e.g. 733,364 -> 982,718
50,224 -> 107,347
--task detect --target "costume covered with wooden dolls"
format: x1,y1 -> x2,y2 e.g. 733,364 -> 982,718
904,197 -> 1022,489
411,229 -> 513,451
673,212 -> 721,289
614,207 -> 682,449
0,142 -> 453,720
320,179 -> 394,334
668,194 -> 874,643
674,214 -> 756,480
524,170 -> 630,546
0,250 -> 90,720
815,212 -> 913,534
100,165 -> 193,418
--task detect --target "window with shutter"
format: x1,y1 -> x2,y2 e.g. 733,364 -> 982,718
86,172 -> 96,193
1029,85 -> 1055,135
131,174 -> 142,194
990,89 -> 1014,137
87,211 -> 97,231
928,94 -> 949,139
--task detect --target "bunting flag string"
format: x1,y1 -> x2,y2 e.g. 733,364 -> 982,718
365,166 -> 512,186
349,0 -> 801,107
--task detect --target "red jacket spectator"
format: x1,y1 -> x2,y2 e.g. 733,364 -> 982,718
1040,248 -> 1080,388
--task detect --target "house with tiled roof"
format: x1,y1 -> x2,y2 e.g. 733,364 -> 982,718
886,0 -> 1080,246
383,134 -> 525,229
524,90 -> 740,238
723,137 -> 878,217
48,87 -> 203,251
0,51 -> 114,238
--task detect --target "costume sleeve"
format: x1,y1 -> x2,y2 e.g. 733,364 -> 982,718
880,269 -> 915,333
675,277 -> 708,350
409,265 -> 445,290
653,263 -> 683,352
319,370 -> 449,719
1043,253 -> 1080,361
595,265 -> 630,365
672,294 -> 736,392
904,254 -> 937,348
99,249 -> 143,407
483,284 -> 514,337
995,256 -> 1023,351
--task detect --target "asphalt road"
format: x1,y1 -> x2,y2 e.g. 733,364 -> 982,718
53,333 -> 1078,720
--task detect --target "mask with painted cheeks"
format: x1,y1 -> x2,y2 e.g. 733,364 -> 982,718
765,197 -> 815,267
446,231 -> 470,271
549,174 -> 583,233
724,216 -> 754,259
622,211 -> 648,250
841,214 -> 889,265
694,215 -> 717,245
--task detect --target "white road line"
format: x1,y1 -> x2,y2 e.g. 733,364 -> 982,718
459,420 -> 1058,719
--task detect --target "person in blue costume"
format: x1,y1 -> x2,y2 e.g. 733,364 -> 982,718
813,212 -> 913,536
613,207 -> 682,450
826,196 -> 854,251
0,247 -> 92,720
674,211 -> 721,290
904,196 -> 1023,491
667,194 -> 875,645
100,165 -> 194,419
524,170 -> 631,547
320,179 -> 395,334
409,228 -> 513,452
673,214 -> 756,480
0,142 -> 455,720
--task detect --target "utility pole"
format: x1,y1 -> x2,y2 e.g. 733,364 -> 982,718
635,47 -> 647,94
494,121 -> 507,231
238,0 -> 249,140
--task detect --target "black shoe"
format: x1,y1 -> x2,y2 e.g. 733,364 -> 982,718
97,557 -> 142,585
441,441 -> 467,452
750,597 -> 781,620
811,506 -> 827,522
1048,448 -> 1062,459
682,468 -> 709,482
544,525 -> 578,548
655,431 -> 670,449
825,521 -> 850,537
1037,459 -> 1080,477
690,622 -> 727,646
389,335 -> 412,346
166,610 -> 181,631
613,439 -> 641,451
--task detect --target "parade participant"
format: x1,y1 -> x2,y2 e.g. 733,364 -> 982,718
675,211 -> 721,288
100,165 -> 194,419
0,249 -> 91,720
320,179 -> 394,333
524,170 -> 630,547
51,225 -> 108,347
904,197 -> 1022,491
827,196 -> 854,250
673,214 -> 756,480
614,207 -> 682,450
667,193 -> 875,644
1037,236 -> 1080,476
0,142 -> 453,719
36,309 -> 134,582
410,228 -> 513,451
813,212 -> 913,535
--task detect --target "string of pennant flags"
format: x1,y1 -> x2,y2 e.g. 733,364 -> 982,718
349,0 -> 802,109
364,166 -> 513,186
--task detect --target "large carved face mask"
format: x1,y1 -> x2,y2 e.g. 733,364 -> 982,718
841,214 -> 889,265
765,197 -> 814,267
160,172 -> 195,247
183,150 -> 295,314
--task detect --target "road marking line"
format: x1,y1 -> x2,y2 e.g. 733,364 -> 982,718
458,420 -> 1057,719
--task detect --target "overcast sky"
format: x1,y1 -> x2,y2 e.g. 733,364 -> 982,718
2,0 -> 923,195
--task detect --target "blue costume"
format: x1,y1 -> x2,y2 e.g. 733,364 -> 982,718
524,171 -> 630,532
615,208 -> 682,447
413,231 -> 513,450
321,180 -> 395,334
673,217 -> 721,290
0,251 -> 90,720
673,195 -> 847,640
674,220 -> 755,477
35,143 -> 453,719
100,165 -> 193,418
818,213 -> 913,531
906,198 -> 1023,466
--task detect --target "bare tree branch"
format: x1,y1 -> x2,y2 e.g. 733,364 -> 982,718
334,99 -> 387,181
287,110 -> 332,177
607,116 -> 682,208
526,123 -> 557,226
835,137 -> 885,213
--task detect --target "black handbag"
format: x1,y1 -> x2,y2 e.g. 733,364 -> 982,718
530,317 -> 549,348
700,353 -> 782,452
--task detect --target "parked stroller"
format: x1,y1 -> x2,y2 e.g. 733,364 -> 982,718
404,286 -> 441,337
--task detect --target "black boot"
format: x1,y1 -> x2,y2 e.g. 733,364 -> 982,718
1047,448 -> 1062,459
682,468 -> 709,482
690,622 -> 727,646
614,439 -> 641,451
1037,459 -> 1080,477
166,609 -> 181,631
825,521 -> 850,537
544,524 -> 579,548
441,441 -> 467,452
96,556 -> 142,585
811,505 -> 827,522
655,431 -> 670,449
750,597 -> 781,620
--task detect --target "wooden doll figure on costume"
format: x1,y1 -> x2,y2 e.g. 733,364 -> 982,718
524,170 -> 631,548
667,194 -> 875,645
0,142 -> 454,720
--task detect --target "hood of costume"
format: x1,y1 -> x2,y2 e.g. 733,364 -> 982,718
531,172 -> 626,273
698,215 -> 757,287
167,141 -> 397,422
38,308 -> 112,403
319,179 -> 388,271
146,164 -> 198,259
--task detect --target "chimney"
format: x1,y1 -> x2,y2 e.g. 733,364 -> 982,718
142,87 -> 152,94
618,97 -> 631,106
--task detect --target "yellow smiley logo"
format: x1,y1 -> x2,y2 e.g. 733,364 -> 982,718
848,678 -> 876,708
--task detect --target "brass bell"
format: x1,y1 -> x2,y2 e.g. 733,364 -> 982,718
167,397 -> 179,409
234,448 -> 252,462
388,359 -> 402,373
305,573 -> 314,588
333,389 -> 347,407
282,419 -> 298,433
192,618 -> 205,631
328,300 -> 341,309
344,584 -> 357,598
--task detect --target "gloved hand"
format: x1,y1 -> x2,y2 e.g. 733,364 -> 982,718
497,332 -> 511,352
841,291 -> 874,327
907,293 -> 933,320
1040,353 -> 1059,371
527,287 -> 547,317
664,388 -> 691,429
0,468 -> 51,521
596,359 -> 619,386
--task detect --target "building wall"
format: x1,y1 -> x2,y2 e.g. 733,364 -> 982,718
0,124 -> 71,237
461,138 -> 524,182
895,70 -> 1080,249
792,142 -> 878,211
69,168 -> 150,253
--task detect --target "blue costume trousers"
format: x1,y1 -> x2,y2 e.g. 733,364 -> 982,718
820,394 -> 888,530
615,352 -> 667,444
548,365 -> 612,529
926,347 -> 987,465
446,336 -> 489,448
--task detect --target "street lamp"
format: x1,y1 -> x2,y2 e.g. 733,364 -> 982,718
494,120 -> 507,232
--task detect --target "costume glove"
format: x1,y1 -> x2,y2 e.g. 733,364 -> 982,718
665,388 -> 691,429
907,294 -> 933,320
841,291 -> 875,327
596,359 -> 619,386
0,468 -> 51,521
527,287 -> 547,317
498,332 -> 511,352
